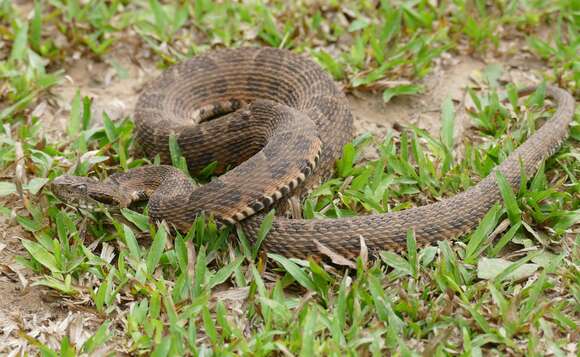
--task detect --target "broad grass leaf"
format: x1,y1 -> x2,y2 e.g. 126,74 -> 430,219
477,257 -> 539,281
268,253 -> 316,290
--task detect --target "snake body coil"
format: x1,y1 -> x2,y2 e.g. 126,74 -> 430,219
52,48 -> 575,258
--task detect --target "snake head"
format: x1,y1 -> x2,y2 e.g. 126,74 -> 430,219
50,175 -> 119,210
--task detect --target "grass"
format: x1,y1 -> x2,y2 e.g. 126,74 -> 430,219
0,0 -> 578,355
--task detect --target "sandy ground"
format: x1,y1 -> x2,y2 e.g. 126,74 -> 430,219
0,37 -> 555,351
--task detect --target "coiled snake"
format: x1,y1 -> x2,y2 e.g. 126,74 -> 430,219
52,47 -> 575,258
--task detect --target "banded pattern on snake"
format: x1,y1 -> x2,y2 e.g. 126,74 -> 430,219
51,47 -> 575,258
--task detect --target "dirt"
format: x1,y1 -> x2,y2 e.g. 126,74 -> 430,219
0,222 -> 81,352
351,55 -> 484,137
39,45 -> 160,141
1,40 -> 553,351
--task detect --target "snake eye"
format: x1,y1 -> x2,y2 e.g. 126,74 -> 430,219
75,183 -> 87,193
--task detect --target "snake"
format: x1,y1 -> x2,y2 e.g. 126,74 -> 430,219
51,47 -> 575,259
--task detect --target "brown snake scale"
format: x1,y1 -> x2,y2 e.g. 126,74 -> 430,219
52,47 -> 575,258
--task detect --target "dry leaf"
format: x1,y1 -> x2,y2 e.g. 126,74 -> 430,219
314,239 -> 356,268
